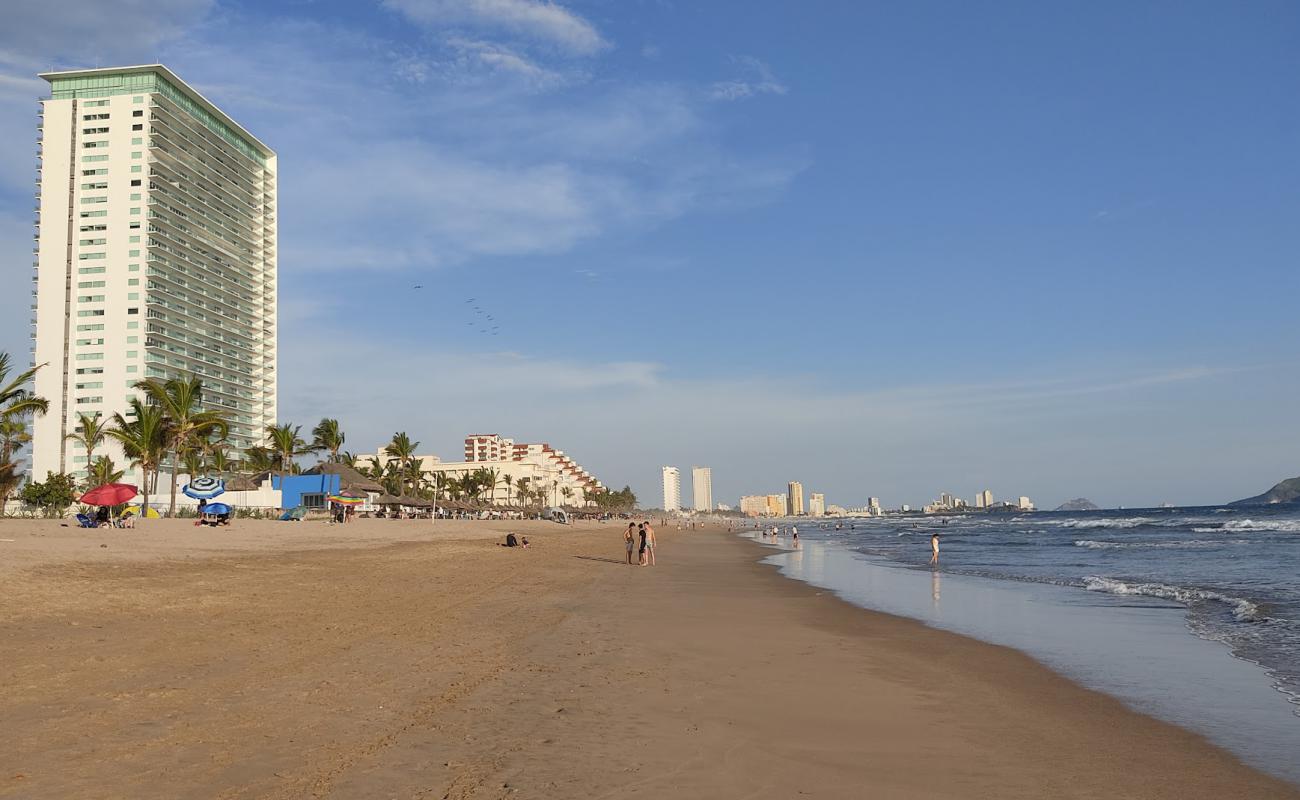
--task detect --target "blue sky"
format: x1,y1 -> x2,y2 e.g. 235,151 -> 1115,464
1,1 -> 1298,509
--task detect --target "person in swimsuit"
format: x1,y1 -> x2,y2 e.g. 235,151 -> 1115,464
644,523 -> 657,566
638,524 -> 648,566
930,532 -> 940,565
625,523 -> 637,564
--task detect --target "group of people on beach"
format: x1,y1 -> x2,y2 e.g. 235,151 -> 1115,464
625,521 -> 657,566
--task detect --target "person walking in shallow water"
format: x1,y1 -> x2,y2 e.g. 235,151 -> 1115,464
930,532 -> 940,565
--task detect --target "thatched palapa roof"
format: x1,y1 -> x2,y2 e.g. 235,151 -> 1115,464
304,462 -> 383,493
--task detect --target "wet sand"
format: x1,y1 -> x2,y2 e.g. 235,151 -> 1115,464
1,518 -> 1296,798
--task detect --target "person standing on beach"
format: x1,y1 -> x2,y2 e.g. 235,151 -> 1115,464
625,523 -> 637,565
638,523 -> 648,566
644,523 -> 657,566
930,533 -> 940,565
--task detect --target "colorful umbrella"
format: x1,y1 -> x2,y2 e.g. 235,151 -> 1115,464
183,476 -> 225,500
124,505 -> 160,519
203,502 -> 232,515
328,495 -> 365,505
81,483 -> 138,506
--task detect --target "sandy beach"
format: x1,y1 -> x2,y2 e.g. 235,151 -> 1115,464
1,517 -> 1296,799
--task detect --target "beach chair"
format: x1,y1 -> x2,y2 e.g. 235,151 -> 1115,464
75,513 -> 97,528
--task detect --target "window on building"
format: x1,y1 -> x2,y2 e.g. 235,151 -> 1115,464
80,182 -> 108,190
132,109 -> 143,116
77,267 -> 106,275
81,169 -> 107,176
82,127 -> 109,135
79,224 -> 107,232
82,113 -> 110,121
132,123 -> 143,131
84,100 -> 109,108
301,493 -> 326,509
79,211 -> 107,218
127,308 -> 138,315
130,179 -> 141,186
75,367 -> 104,375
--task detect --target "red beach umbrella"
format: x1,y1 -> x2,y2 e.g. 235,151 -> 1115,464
80,483 -> 139,506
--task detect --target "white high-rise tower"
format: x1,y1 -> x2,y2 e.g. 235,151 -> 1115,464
30,66 -> 277,484
691,466 -> 712,512
661,466 -> 681,512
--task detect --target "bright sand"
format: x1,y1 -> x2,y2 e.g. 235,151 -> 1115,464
2,518 -> 1297,799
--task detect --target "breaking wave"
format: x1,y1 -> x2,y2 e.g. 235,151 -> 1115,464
1073,539 -> 1251,550
1082,576 -> 1262,622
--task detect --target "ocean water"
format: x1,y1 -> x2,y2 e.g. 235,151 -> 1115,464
743,504 -> 1300,783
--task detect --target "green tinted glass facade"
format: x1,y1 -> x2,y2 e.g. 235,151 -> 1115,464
48,71 -> 266,165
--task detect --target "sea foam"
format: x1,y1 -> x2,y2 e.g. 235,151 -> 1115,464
1082,576 -> 1262,622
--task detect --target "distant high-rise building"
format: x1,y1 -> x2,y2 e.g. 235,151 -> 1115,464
808,492 -> 826,516
976,489 -> 993,509
691,466 -> 713,512
767,494 -> 788,516
868,497 -> 881,514
740,495 -> 768,517
31,65 -> 278,484
1018,496 -> 1034,511
662,467 -> 681,511
788,481 -> 804,516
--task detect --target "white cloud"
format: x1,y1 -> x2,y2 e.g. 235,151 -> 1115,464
0,0 -> 213,71
442,37 -> 570,87
709,55 -> 788,101
382,0 -> 608,55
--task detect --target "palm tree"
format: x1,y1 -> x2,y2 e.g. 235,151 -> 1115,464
339,451 -> 358,468
0,417 -> 32,515
0,417 -> 32,469
242,445 -> 279,475
181,449 -> 205,483
265,423 -> 308,482
561,486 -> 574,507
208,446 -> 233,479
501,474 -> 514,506
384,432 -> 418,465
107,398 -> 169,519
65,413 -> 108,480
311,418 -> 346,463
0,353 -> 49,421
86,456 -> 124,489
515,477 -> 532,510
136,376 -> 230,516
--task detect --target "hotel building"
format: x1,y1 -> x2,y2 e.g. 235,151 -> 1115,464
358,433 -> 605,506
30,65 -> 276,483
691,466 -> 712,512
808,492 -> 826,516
662,466 -> 681,512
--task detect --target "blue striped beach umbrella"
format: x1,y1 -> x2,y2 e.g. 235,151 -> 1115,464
183,476 -> 225,500
203,502 -> 232,516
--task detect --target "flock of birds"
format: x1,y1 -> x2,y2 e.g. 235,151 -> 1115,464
411,286 -> 500,336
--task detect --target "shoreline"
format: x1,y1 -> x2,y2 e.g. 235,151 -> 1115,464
744,526 -> 1300,784
2,519 -> 1297,797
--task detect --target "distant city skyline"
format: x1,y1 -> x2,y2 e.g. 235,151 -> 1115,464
0,2 -> 1296,510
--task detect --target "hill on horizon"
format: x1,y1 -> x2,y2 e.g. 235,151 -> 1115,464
1055,498 -> 1100,511
1229,476 -> 1300,506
